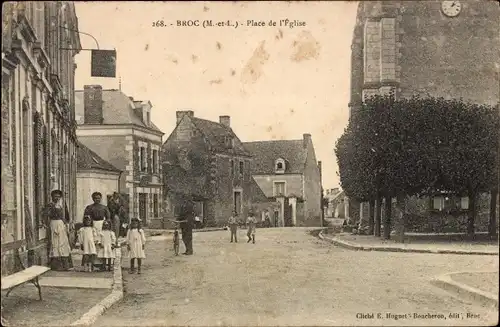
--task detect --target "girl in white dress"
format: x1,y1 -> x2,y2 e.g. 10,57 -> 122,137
78,216 -> 97,272
126,218 -> 146,274
97,220 -> 116,271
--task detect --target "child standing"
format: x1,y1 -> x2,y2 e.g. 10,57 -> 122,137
127,218 -> 146,274
228,210 -> 239,243
97,220 -> 116,271
246,211 -> 257,244
78,216 -> 97,272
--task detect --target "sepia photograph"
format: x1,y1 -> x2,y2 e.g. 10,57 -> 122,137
1,1 -> 499,326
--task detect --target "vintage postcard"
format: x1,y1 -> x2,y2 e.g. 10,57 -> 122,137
1,1 -> 499,326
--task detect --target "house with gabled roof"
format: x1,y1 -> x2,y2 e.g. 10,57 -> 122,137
75,85 -> 165,227
243,134 -> 323,227
76,142 -> 122,223
161,111 -> 258,227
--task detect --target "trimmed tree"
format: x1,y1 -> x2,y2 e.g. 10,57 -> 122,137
337,95 -> 499,240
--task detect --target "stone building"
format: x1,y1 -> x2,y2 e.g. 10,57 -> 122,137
75,86 -> 165,226
243,134 -> 323,227
161,111 -> 257,227
76,142 -> 121,223
1,2 -> 81,274
348,0 -> 500,230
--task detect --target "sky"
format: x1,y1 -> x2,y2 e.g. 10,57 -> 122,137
74,1 -> 358,189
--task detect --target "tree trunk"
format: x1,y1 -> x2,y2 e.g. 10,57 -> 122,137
395,194 -> 407,243
467,192 -> 477,239
374,197 -> 382,236
383,197 -> 392,239
368,199 -> 375,235
489,189 -> 498,238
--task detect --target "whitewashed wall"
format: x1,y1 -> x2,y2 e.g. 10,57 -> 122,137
76,171 -> 120,223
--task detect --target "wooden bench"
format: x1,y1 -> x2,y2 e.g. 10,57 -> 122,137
1,249 -> 51,301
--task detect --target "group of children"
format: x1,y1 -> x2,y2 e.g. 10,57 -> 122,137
76,216 -> 146,274
228,210 -> 257,244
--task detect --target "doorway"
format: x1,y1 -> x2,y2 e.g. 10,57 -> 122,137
284,197 -> 293,227
234,191 -> 242,216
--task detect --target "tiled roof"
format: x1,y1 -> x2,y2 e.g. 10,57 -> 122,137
74,89 -> 163,133
243,140 -> 307,174
190,117 -> 251,157
250,177 -> 269,202
77,142 -> 121,173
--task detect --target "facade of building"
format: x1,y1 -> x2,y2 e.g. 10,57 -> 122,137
243,134 -> 323,227
161,111 -> 255,227
350,0 -> 499,116
1,2 -> 81,275
324,188 -> 345,218
348,0 -> 500,230
76,142 -> 121,223
75,86 -> 165,226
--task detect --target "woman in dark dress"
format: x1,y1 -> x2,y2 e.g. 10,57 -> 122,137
42,190 -> 73,271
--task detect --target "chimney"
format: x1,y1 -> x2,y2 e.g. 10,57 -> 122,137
303,133 -> 311,148
219,115 -> 230,127
84,85 -> 103,124
176,110 -> 194,125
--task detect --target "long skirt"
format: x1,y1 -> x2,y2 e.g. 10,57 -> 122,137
49,220 -> 73,271
92,220 -> 105,267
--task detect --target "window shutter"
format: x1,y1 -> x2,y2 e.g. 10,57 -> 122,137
147,145 -> 152,173
133,142 -> 139,177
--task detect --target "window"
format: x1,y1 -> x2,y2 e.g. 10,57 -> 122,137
460,197 -> 469,210
153,194 -> 159,217
275,158 -> 285,174
140,146 -> 146,172
239,161 -> 244,175
274,182 -> 286,196
432,195 -> 467,211
152,149 -> 158,173
225,136 -> 233,148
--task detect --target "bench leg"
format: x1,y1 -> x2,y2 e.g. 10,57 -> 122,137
30,277 -> 43,300
5,284 -> 20,297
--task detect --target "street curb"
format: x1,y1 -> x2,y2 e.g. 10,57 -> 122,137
430,272 -> 499,308
71,246 -> 124,326
318,230 -> 499,256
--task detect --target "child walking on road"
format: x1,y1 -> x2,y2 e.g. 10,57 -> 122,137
127,218 -> 146,274
78,216 -> 97,272
246,211 -> 257,244
97,220 -> 116,271
228,210 -> 239,243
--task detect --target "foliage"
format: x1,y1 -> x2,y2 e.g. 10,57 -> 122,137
335,94 -> 500,203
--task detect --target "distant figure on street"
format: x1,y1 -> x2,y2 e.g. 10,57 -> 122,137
228,210 -> 239,243
127,218 -> 146,274
177,200 -> 195,255
264,210 -> 271,228
246,211 -> 257,244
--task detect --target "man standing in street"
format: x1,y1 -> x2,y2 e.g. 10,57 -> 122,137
178,200 -> 194,255
228,210 -> 239,243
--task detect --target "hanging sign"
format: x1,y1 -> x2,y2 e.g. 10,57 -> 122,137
91,50 -> 116,77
